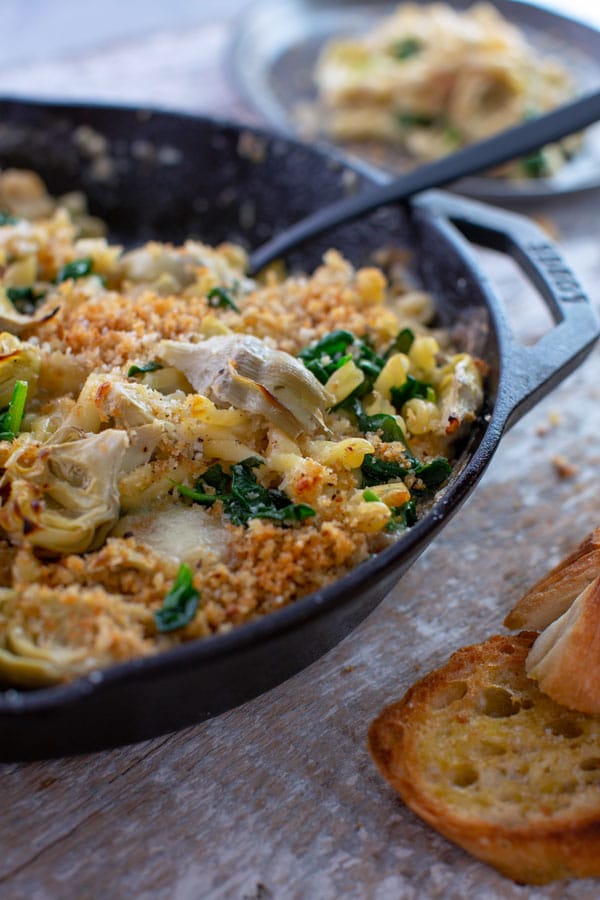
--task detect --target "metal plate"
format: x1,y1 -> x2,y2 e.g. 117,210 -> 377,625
230,0 -> 600,199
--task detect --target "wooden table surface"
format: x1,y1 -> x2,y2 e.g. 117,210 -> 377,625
1,3 -> 600,898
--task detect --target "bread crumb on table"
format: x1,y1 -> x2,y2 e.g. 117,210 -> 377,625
552,454 -> 578,479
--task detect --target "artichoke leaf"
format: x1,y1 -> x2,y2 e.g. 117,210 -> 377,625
120,240 -> 252,294
50,373 -> 164,443
0,332 -> 40,405
48,372 -> 105,440
221,365 -> 307,438
0,582 -> 155,686
120,244 -> 191,288
0,292 -> 58,334
158,335 -> 332,438
0,429 -> 128,553
0,645 -> 64,687
120,422 -> 164,474
0,588 -> 64,687
95,376 -> 159,428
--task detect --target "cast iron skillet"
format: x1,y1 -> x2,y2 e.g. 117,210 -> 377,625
0,98 -> 596,760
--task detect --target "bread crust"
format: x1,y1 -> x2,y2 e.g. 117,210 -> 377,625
369,633 -> 600,884
505,527 -> 600,631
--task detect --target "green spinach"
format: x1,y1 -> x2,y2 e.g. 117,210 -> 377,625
397,112 -> 436,129
522,149 -> 548,178
413,456 -> 452,489
361,453 -> 411,486
386,327 -> 414,357
173,458 -> 315,527
207,286 -> 240,313
56,257 -> 94,284
6,286 -> 46,313
0,380 -> 28,442
298,330 -> 355,384
391,37 -> 422,60
154,563 -> 199,633
127,361 -> 163,377
347,397 -> 405,443
390,374 -> 435,408
386,500 -> 418,532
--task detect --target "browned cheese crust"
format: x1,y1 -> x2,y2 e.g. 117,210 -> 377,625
368,632 -> 600,884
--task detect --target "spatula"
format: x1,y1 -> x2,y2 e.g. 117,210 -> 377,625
249,89 -> 600,274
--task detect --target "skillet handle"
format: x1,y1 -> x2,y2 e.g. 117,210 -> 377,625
415,191 -> 600,430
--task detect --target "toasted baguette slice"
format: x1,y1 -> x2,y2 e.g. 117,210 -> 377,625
504,527 -> 600,631
369,633 -> 600,884
527,575 -> 600,714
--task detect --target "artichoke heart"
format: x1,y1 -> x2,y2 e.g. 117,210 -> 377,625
120,422 -> 165,474
0,292 -> 58,335
50,373 -> 166,443
94,375 -> 160,428
0,583 -> 155,687
158,335 -> 333,438
0,332 -> 40,405
0,429 -> 128,554
119,244 -> 194,291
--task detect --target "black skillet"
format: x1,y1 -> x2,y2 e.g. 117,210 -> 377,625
0,98 -> 597,760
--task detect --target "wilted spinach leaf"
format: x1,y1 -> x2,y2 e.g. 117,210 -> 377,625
154,563 -> 199,633
174,458 -> 315,527
386,500 -> 418,532
391,37 -> 422,60
386,327 -> 414,357
347,397 -> 405,443
361,453 -> 411,486
207,286 -> 240,313
413,457 -> 452,489
0,380 -> 28,442
56,257 -> 94,284
6,286 -> 47,314
390,374 -> 435,408
127,361 -> 163,377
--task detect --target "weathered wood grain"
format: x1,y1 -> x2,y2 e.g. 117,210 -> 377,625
0,7 -> 599,899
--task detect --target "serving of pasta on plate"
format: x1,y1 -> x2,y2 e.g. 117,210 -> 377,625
0,168 -> 484,688
315,2 -> 579,179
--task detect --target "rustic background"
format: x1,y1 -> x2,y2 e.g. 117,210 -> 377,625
0,2 -> 599,897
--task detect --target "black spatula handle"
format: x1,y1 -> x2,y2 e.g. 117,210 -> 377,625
249,90 -> 600,274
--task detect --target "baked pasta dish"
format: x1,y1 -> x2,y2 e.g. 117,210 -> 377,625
0,169 -> 484,687
315,2 -> 578,178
